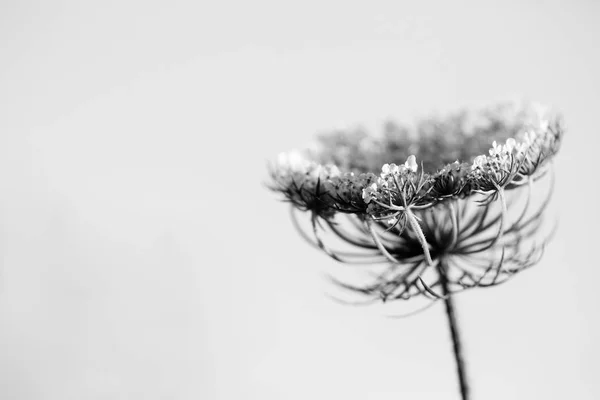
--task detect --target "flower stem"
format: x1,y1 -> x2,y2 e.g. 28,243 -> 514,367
439,260 -> 470,400
406,208 -> 433,266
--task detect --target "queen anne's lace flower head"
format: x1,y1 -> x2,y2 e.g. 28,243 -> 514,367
268,101 -> 563,307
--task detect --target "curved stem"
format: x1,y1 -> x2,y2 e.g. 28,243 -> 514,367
448,200 -> 459,248
439,260 -> 470,400
406,208 -> 433,266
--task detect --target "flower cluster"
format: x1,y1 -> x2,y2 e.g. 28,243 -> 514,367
268,101 -> 563,305
269,151 -> 341,217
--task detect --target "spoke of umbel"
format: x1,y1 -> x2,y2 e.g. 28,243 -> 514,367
439,260 -> 470,400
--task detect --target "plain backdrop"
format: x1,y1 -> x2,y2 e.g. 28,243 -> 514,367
1,1 -> 599,399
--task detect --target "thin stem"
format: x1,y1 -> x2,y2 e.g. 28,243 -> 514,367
448,200 -> 459,248
439,260 -> 470,400
366,218 -> 403,265
406,208 -> 433,266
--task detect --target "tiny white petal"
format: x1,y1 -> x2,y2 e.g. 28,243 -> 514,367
405,155 -> 418,172
505,138 -> 516,153
473,155 -> 486,169
361,189 -> 371,203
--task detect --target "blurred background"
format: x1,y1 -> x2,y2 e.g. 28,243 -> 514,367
1,1 -> 598,399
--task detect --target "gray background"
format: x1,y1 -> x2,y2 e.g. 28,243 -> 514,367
1,1 -> 598,399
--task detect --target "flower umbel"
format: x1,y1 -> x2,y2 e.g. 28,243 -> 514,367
267,101 -> 563,400
268,101 -> 563,303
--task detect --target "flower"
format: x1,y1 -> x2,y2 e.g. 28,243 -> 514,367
268,150 -> 341,217
405,155 -> 418,172
267,101 -> 563,305
361,182 -> 378,204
